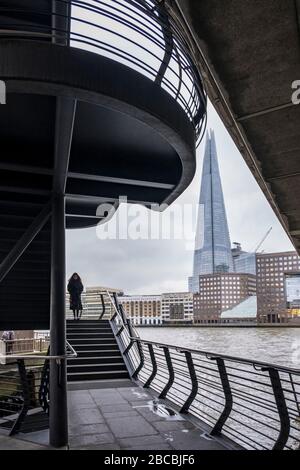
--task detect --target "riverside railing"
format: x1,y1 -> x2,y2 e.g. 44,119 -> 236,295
106,291 -> 300,451
0,342 -> 77,435
0,0 -> 207,142
0,338 -> 50,363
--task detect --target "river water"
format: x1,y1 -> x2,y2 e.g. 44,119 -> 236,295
137,327 -> 300,369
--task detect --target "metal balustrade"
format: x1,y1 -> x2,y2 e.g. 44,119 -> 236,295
0,0 -> 206,141
0,342 -> 76,435
0,338 -> 50,362
107,291 -> 300,451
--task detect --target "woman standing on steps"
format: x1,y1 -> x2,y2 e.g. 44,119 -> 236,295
67,273 -> 84,320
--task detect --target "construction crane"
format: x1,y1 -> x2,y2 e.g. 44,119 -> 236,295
253,227 -> 273,253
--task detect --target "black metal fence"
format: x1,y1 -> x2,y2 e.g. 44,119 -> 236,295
0,0 -> 206,141
108,293 -> 300,451
0,359 -> 49,435
0,342 -> 76,436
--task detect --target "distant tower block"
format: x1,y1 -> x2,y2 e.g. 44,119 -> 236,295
189,130 -> 234,292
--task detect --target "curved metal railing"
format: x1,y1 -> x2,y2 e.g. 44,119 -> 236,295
0,0 -> 207,141
105,291 -> 300,451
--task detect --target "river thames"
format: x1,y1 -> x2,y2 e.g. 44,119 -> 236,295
137,327 -> 300,368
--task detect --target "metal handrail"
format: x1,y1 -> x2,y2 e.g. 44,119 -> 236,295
129,337 -> 300,376
0,341 -> 77,361
0,0 -> 207,141
106,289 -> 140,341
106,293 -> 300,450
102,289 -> 300,377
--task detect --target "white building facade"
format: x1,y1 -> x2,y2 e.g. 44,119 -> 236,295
161,292 -> 194,324
119,295 -> 162,326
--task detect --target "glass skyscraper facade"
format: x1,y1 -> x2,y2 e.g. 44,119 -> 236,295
233,252 -> 256,275
189,130 -> 234,293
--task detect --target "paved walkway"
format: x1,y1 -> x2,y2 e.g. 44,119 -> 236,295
0,431 -> 49,450
68,386 -> 232,450
0,385 -> 237,450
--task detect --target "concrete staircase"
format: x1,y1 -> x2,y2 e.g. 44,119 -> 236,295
66,320 -> 129,382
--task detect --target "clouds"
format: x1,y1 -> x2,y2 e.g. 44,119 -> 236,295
66,101 -> 293,294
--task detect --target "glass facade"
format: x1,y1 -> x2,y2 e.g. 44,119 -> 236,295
190,130 -> 234,292
234,252 -> 256,275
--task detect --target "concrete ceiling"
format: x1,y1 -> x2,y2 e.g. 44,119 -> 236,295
175,0 -> 300,251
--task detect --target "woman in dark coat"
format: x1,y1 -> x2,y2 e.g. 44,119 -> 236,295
67,273 -> 84,320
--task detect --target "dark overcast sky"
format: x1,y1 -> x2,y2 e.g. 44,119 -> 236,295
66,102 -> 294,294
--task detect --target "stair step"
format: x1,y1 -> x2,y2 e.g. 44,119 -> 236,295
68,339 -> 116,346
68,378 -> 133,390
68,356 -> 122,365
67,363 -> 127,373
76,350 -> 122,357
67,370 -> 129,382
66,328 -> 111,333
66,320 -> 128,383
67,333 -> 114,338
72,344 -> 119,351
67,337 -> 115,342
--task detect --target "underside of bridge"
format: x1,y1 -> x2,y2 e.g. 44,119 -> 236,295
0,0 -> 207,447
177,0 -> 300,251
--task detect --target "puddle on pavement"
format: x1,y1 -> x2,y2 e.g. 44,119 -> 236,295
164,432 -> 174,442
130,388 -> 149,400
133,399 -> 184,421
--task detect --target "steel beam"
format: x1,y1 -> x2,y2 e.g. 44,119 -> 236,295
52,0 -> 71,46
0,202 -> 51,283
49,194 -> 68,448
0,163 -> 174,190
66,193 -> 158,207
53,98 -> 77,194
68,173 -> 174,190
49,13 -> 75,445
236,102 -> 295,122
0,185 -> 161,207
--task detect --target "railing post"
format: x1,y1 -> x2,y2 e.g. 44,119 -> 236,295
143,344 -> 157,388
99,293 -> 106,320
126,319 -> 140,373
10,360 -> 30,436
39,349 -> 50,414
180,352 -> 198,413
116,325 -> 124,337
264,367 -> 290,450
132,341 -> 145,380
114,293 -> 126,325
289,373 -> 300,416
159,347 -> 174,399
154,2 -> 174,86
210,357 -> 233,436
123,341 -> 134,356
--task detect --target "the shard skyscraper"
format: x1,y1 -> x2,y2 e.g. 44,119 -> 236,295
189,130 -> 234,293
